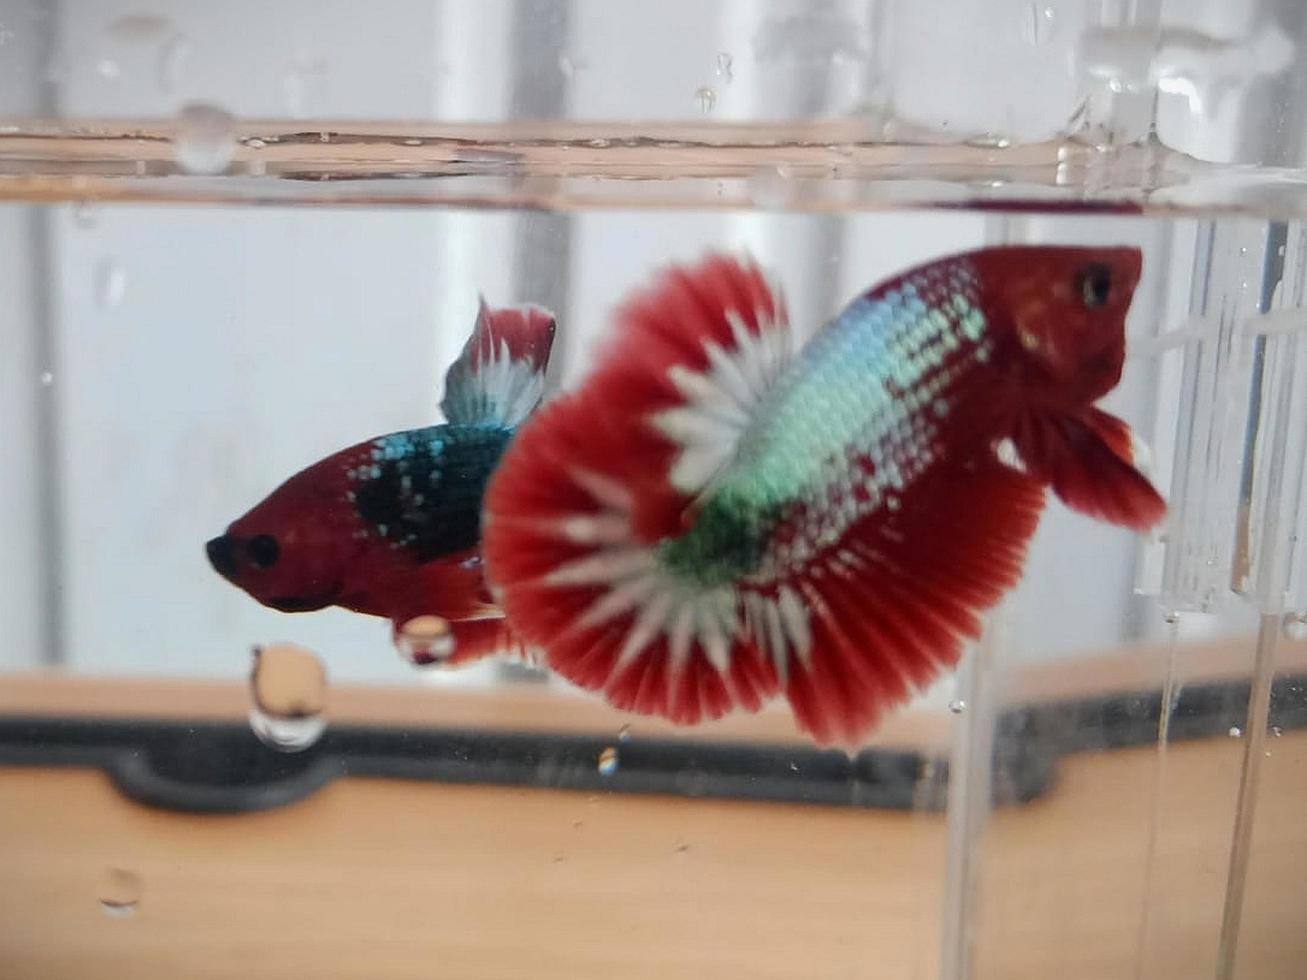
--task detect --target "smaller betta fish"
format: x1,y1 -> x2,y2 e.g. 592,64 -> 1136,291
207,300 -> 557,664
482,246 -> 1167,744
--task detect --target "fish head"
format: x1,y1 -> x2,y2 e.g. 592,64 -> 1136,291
206,460 -> 356,614
976,245 -> 1143,402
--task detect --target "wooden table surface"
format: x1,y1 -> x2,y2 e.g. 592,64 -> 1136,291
1,640 -> 1303,980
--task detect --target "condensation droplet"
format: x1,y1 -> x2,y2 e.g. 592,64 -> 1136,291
248,644 -> 328,753
39,370 -> 53,386
95,258 -> 126,308
173,102 -> 236,175
948,699 -> 966,714
396,615 -> 456,667
1282,612 -> 1307,641
695,86 -> 716,114
72,200 -> 97,228
1163,610 -> 1181,625
98,868 -> 142,917
597,746 -> 619,776
1228,726 -> 1242,738
617,724 -> 631,742
715,52 -> 734,82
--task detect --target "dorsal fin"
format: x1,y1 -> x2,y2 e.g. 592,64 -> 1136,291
440,300 -> 557,427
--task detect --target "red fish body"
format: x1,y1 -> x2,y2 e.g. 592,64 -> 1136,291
207,301 -> 557,663
483,247 -> 1166,744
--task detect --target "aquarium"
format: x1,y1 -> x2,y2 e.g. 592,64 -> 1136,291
1,2 -> 1305,978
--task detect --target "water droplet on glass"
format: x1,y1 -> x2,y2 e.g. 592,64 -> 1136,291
95,258 -> 126,308
95,57 -> 120,79
1163,610 -> 1181,625
98,868 -> 142,917
1271,725 -> 1283,737
695,86 -> 716,114
597,746 -> 619,776
715,52 -> 734,82
173,102 -> 236,175
617,724 -> 631,742
39,370 -> 53,386
396,615 -> 456,667
1228,726 -> 1242,738
248,644 -> 328,753
948,699 -> 966,714
1282,612 -> 1307,641
72,200 -> 97,228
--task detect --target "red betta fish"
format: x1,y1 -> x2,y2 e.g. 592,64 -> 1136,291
207,300 -> 557,664
482,247 -> 1167,744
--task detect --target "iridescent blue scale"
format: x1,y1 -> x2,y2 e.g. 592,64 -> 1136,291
664,258 -> 994,583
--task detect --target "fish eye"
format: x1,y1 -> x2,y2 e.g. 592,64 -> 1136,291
247,534 -> 280,569
1077,263 -> 1113,308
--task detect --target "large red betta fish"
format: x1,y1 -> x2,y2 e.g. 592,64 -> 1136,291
207,300 -> 556,663
483,246 -> 1167,744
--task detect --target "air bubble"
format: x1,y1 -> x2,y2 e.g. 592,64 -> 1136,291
95,258 -> 126,308
248,644 -> 328,753
695,86 -> 716,114
617,724 -> 631,742
948,699 -> 966,714
173,102 -> 236,175
1271,726 -> 1283,737
597,746 -> 619,776
39,370 -> 53,386
98,868 -> 142,917
396,615 -> 456,666
1282,612 -> 1307,641
1228,726 -> 1242,738
715,52 -> 734,82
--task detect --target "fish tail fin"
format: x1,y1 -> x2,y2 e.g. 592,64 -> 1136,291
484,253 -> 795,725
1012,405 -> 1166,529
440,300 -> 557,427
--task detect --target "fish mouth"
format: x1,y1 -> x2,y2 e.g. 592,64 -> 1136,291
264,591 -> 339,613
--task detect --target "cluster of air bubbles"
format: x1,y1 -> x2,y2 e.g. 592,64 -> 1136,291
395,615 -> 457,667
597,746 -> 620,776
247,644 -> 328,752
173,102 -> 237,175
98,868 -> 143,917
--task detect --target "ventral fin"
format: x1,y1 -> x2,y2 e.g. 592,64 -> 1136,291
441,300 -> 558,427
1012,406 -> 1166,530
